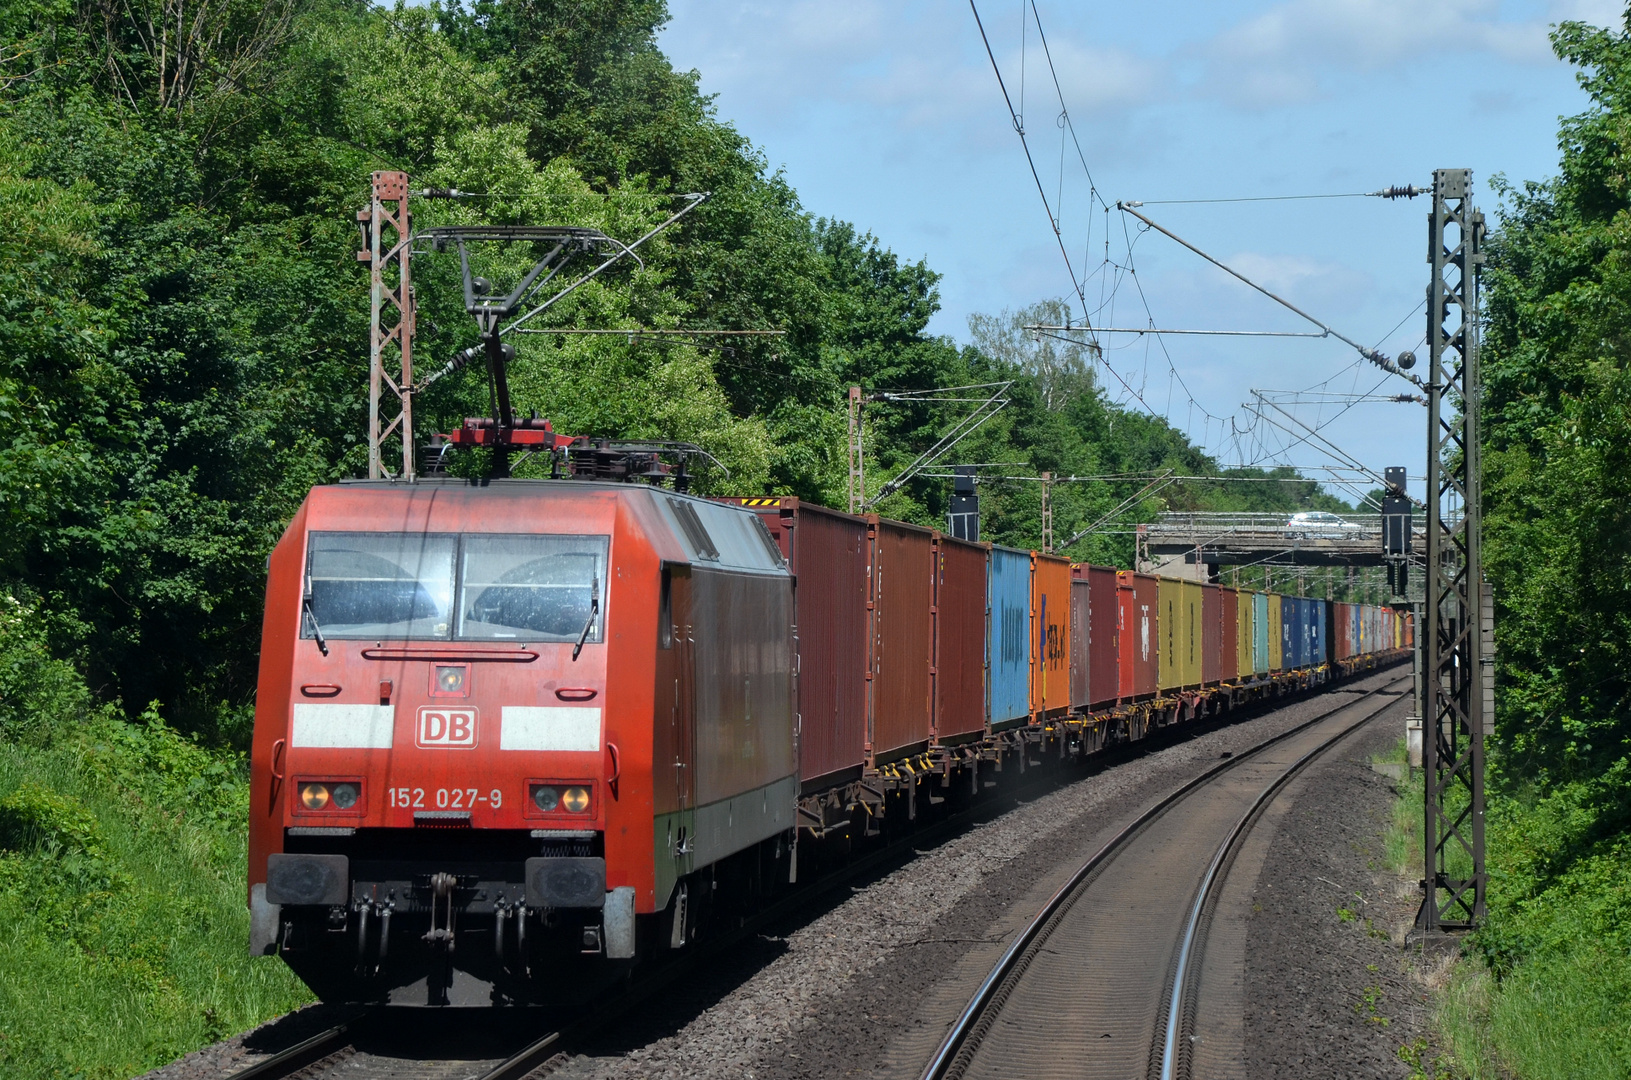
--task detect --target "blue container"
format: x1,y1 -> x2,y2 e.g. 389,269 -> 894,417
1309,599 -> 1327,664
1284,597 -> 1298,668
987,545 -> 1031,728
1280,596 -> 1298,669
1299,598 -> 1313,667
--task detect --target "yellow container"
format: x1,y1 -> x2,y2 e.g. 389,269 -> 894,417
1181,580 -> 1204,688
1158,576 -> 1182,692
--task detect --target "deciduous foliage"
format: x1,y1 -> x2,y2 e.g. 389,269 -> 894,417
0,0 -> 1346,747
1452,14 -> 1631,1075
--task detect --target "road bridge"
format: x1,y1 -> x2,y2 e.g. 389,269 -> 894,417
1134,511 -> 1427,579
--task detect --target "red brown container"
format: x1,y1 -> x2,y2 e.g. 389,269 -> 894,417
732,498 -> 869,790
1201,583 -> 1222,686
1031,553 -> 1072,719
1068,563 -> 1115,710
934,534 -> 988,744
1069,568 -> 1090,710
1334,602 -> 1353,661
868,517 -> 935,763
1087,565 -> 1120,709
1118,571 -> 1159,700
1220,587 -> 1239,683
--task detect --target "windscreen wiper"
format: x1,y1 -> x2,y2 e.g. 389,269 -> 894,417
302,596 -> 330,657
571,575 -> 600,662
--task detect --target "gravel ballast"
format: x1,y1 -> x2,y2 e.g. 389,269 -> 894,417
1239,704 -> 1435,1078
550,668 -> 1410,1080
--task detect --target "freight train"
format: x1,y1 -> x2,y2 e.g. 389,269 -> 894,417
247,481 -> 1410,1005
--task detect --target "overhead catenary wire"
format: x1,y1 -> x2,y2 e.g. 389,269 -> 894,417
1243,393 -> 1423,509
1028,325 -> 1329,338
418,189 -> 704,201
1239,372 -> 1389,472
1116,202 -> 1424,389
972,1 -> 1418,490
1130,186 -> 1428,206
920,472 -> 1413,484
1058,470 -> 1179,549
968,0 -> 1097,337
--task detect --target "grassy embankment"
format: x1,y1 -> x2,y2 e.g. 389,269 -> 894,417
0,609 -> 311,1079
1379,742 -> 1631,1079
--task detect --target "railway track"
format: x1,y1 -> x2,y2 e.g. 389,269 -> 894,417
919,675 -> 1411,1080
223,1010 -> 569,1080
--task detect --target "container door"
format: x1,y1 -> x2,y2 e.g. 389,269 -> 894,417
1236,589 -> 1252,679
1134,576 -> 1158,697
1158,577 -> 1180,692
786,508 -> 869,788
934,539 -> 988,743
869,523 -> 934,762
1267,595 -> 1283,672
988,548 -> 1031,727
1070,579 -> 1090,708
1089,568 -> 1120,709
1117,574 -> 1135,701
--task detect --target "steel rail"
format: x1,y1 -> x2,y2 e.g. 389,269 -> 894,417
918,672 -> 1409,1080
225,1020 -> 357,1079
476,1027 -> 567,1080
1156,688 -> 1400,1080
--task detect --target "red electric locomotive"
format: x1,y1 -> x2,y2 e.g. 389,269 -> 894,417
248,479 -> 795,1005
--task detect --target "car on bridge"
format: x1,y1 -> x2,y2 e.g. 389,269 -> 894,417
1288,511 -> 1363,539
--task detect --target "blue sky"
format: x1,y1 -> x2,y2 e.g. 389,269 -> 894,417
658,0 -> 1623,504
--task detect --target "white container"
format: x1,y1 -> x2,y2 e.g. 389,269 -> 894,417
1406,717 -> 1423,769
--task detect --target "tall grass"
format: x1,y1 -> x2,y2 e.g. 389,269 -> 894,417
1379,742 -> 1631,1080
0,712 -> 311,1078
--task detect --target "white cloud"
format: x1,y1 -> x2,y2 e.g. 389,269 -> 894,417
1136,250 -> 1376,334
1199,0 -> 1563,109
1549,0 -> 1627,28
1227,251 -> 1372,299
662,1 -> 1163,138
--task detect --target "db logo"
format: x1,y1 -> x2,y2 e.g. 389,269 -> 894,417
416,706 -> 478,749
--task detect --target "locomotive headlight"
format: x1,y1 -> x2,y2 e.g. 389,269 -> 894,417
435,666 -> 465,693
299,783 -> 331,810
531,784 -> 560,812
330,782 -> 360,809
562,786 -> 590,814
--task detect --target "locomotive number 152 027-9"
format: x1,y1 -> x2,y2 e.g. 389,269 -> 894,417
388,787 -> 503,809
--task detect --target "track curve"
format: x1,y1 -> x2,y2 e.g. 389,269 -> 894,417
920,673 -> 1410,1080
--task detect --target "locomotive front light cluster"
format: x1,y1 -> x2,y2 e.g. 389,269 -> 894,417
297,780 -> 361,812
529,783 -> 591,814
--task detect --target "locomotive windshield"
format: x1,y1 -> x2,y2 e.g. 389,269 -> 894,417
303,531 -> 607,642
458,535 -> 607,642
305,533 -> 456,639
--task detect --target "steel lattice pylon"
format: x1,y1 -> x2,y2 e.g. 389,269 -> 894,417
1421,168 -> 1488,930
362,171 -> 415,480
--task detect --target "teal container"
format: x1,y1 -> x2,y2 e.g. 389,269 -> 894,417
1252,592 -> 1270,674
